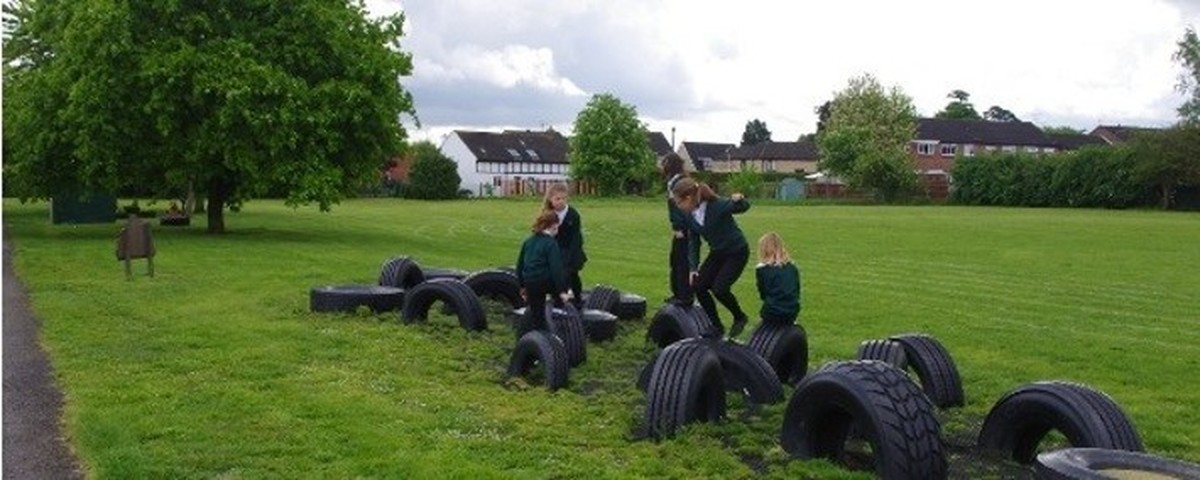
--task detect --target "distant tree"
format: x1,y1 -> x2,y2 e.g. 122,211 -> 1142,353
741,119 -> 772,146
814,101 -> 832,135
1174,26 -> 1200,124
2,0 -> 416,233
405,142 -> 461,200
1131,125 -> 1200,208
817,73 -> 918,201
1042,125 -> 1086,135
983,106 -> 1021,122
935,89 -> 982,120
726,165 -> 763,198
569,93 -> 656,195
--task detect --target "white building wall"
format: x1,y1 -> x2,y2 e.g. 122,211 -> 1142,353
439,132 -> 490,197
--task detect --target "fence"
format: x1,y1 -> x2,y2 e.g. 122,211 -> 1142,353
478,177 -> 597,197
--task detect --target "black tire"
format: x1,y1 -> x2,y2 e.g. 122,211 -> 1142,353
310,285 -> 405,313
856,339 -> 908,370
780,360 -> 947,480
703,339 -> 784,404
888,333 -> 964,408
636,349 -> 662,392
507,330 -> 569,391
581,308 -> 619,342
423,267 -> 469,281
614,293 -> 648,320
747,323 -> 808,385
400,279 -> 488,331
547,304 -> 587,367
379,256 -> 425,289
1034,447 -> 1200,480
977,381 -> 1144,464
463,270 -> 524,309
583,284 -> 621,314
644,340 -> 726,440
647,303 -> 717,348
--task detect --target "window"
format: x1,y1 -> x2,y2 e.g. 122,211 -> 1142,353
963,145 -> 976,157
1001,146 -> 1017,153
526,149 -> 540,161
1044,147 -> 1057,153
506,148 -> 521,160
916,142 -> 936,155
940,144 -> 957,156
985,146 -> 998,152
1024,146 -> 1040,153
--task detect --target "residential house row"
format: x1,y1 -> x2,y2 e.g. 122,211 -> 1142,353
434,120 -> 1152,198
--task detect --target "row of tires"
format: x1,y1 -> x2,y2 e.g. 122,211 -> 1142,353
636,307 -> 1192,479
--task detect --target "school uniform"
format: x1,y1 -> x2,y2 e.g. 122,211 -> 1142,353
683,197 -> 751,334
552,205 -> 586,308
666,174 -> 693,304
756,262 -> 800,325
516,232 -> 566,337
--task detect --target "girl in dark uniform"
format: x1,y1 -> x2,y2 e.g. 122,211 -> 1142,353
516,210 -> 571,337
544,183 -> 586,309
755,232 -> 801,328
661,153 -> 693,305
670,177 -> 751,339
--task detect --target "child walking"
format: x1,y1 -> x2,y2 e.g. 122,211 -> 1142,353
661,153 -> 693,305
516,210 -> 571,337
544,183 -> 587,309
755,232 -> 801,327
670,177 -> 751,338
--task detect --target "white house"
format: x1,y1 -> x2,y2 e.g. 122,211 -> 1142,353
440,129 -> 571,197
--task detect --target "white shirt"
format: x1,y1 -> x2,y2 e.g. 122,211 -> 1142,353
556,205 -> 568,224
691,201 -> 707,226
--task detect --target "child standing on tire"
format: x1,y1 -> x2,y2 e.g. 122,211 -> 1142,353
516,210 -> 571,337
544,183 -> 587,310
661,153 -> 693,305
755,232 -> 801,327
670,177 -> 751,339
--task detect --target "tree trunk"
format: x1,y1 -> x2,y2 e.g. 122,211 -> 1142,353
1160,184 -> 1173,210
205,179 -> 230,234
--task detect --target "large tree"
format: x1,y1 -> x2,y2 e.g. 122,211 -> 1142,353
983,105 -> 1021,122
2,0 -> 416,233
1175,26 -> 1200,124
1132,125 -> 1200,209
817,73 -> 918,201
935,89 -> 981,120
740,118 -> 772,146
569,93 -> 655,196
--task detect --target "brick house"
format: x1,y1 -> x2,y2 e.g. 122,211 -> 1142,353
677,141 -> 735,172
910,118 -> 1062,200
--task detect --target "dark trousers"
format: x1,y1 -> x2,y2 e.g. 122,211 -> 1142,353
519,279 -> 555,338
565,268 -> 583,308
669,234 -> 694,304
694,245 -> 749,333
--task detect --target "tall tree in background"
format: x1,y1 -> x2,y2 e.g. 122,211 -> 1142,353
983,106 -> 1021,122
817,73 -> 918,201
569,93 -> 655,196
1174,26 -> 1200,124
935,90 -> 982,120
405,141 -> 461,200
2,0 -> 416,233
1042,126 -> 1085,135
740,118 -> 772,146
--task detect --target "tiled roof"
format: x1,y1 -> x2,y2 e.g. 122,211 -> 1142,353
647,132 -> 673,157
455,130 -> 569,163
727,140 -> 819,160
1046,133 -> 1108,150
916,118 -> 1052,147
1089,125 -> 1158,144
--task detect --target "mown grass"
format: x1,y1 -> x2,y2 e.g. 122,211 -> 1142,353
4,197 -> 1198,479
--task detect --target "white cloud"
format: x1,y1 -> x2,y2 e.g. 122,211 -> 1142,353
370,0 -> 1200,143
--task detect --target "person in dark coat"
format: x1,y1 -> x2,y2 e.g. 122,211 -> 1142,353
755,232 -> 801,328
661,153 -> 693,305
670,177 -> 751,338
544,183 -> 586,309
516,210 -> 571,337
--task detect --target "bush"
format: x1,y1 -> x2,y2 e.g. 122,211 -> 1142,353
406,142 -> 461,200
953,147 -> 1146,209
725,166 -> 763,198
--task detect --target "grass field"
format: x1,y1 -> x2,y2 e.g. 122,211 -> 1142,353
4,197 -> 1198,478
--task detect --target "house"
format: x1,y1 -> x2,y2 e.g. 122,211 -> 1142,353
721,140 -> 820,174
440,128 -> 677,197
910,118 -> 1059,174
1045,132 -> 1108,151
677,141 -> 735,172
1089,125 -> 1158,144
440,129 -> 570,197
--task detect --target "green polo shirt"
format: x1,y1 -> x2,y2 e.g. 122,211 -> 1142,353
516,232 -> 566,293
756,262 -> 800,321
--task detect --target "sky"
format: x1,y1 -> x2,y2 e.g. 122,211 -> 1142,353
365,0 -> 1200,147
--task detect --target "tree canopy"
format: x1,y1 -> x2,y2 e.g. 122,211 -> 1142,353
740,118 -> 772,146
568,93 -> 655,196
983,105 -> 1021,122
2,0 -> 416,233
1175,26 -> 1200,124
935,89 -> 981,120
405,141 -> 461,200
817,74 -> 918,201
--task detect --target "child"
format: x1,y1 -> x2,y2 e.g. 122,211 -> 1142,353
661,153 -> 693,305
543,183 -> 587,309
755,232 -> 801,327
670,177 -> 751,339
516,210 -> 572,337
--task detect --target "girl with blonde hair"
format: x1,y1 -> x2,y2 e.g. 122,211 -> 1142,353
542,182 -> 587,309
755,232 -> 801,326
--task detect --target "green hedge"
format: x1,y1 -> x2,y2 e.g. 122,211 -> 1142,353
952,146 -> 1148,208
